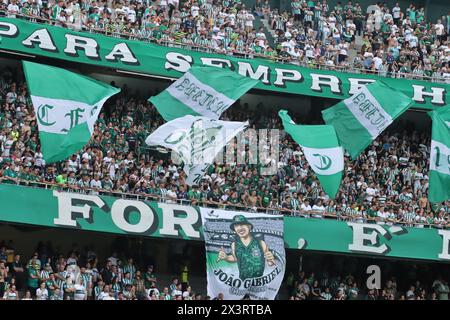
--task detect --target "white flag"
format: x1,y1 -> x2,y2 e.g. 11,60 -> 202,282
184,163 -> 211,186
145,115 -> 248,166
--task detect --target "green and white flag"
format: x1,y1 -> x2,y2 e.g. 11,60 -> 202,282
322,81 -> 412,159
145,115 -> 248,166
149,66 -> 258,121
279,110 -> 343,198
23,61 -> 120,163
184,163 -> 211,186
200,208 -> 286,300
428,105 -> 450,203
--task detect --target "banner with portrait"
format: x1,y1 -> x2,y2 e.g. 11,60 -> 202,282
200,208 -> 286,300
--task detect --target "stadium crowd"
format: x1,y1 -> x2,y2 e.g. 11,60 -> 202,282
0,239 -> 449,300
1,0 -> 450,81
286,268 -> 450,300
0,67 -> 449,228
0,240 -> 201,300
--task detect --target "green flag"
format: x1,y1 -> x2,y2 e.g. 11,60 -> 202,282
279,110 -> 343,198
322,81 -> 413,159
23,61 -> 120,163
149,65 -> 258,121
428,105 -> 450,203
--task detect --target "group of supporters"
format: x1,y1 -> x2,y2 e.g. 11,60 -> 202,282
1,240 -> 449,300
0,67 -> 449,228
0,241 -> 203,300
286,268 -> 450,300
1,0 -> 450,80
271,1 -> 450,80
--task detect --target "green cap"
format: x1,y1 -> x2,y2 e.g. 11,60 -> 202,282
230,215 -> 253,231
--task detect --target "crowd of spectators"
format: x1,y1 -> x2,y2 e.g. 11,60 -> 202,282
0,67 -> 449,229
1,0 -> 450,81
269,1 -> 450,80
0,239 -> 449,300
287,269 -> 449,300
1,0 -> 449,303
0,240 -> 204,300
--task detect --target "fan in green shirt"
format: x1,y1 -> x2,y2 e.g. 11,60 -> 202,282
365,207 -> 378,222
261,191 -> 271,207
408,8 -> 416,24
188,187 -> 202,202
228,194 -> 240,205
26,139 -> 37,152
27,265 -> 39,290
101,136 -> 113,147
46,276 -> 59,297
55,173 -> 67,185
416,9 -> 425,24
3,167 -> 18,183
291,1 -> 301,15
334,4 -> 343,13
264,49 -> 278,60
89,12 -> 100,22
18,171 -> 30,181
344,4 -> 354,13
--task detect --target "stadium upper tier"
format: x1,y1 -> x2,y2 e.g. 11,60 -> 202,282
0,65 -> 449,231
0,0 -> 449,84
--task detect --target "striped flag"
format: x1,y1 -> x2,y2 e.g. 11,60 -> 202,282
322,82 -> 412,159
279,110 -> 344,198
149,66 -> 257,121
428,105 -> 450,203
23,61 -> 120,163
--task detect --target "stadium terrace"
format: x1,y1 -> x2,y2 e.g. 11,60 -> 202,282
0,19 -> 447,108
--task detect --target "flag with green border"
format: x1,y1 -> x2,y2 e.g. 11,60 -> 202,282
322,81 -> 412,159
279,110 -> 344,198
428,105 -> 450,203
23,61 -> 120,163
149,65 -> 257,121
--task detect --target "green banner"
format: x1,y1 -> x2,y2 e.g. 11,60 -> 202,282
0,184 -> 449,262
0,18 -> 448,110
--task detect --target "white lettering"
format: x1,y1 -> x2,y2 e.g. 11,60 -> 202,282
348,222 -> 390,254
111,199 -> 154,233
348,78 -> 376,94
165,52 -> 193,72
53,191 -> 105,227
105,43 -> 138,64
237,62 -> 269,84
0,22 -> 18,37
438,229 -> 450,261
310,74 -> 341,93
64,34 -> 99,58
274,68 -> 302,86
366,265 -> 381,289
412,85 -> 445,105
158,203 -> 200,238
22,29 -> 57,51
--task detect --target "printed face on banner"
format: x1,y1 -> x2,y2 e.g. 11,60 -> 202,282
200,208 -> 286,300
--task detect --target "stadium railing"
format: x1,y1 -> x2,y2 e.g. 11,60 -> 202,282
0,177 -> 448,230
0,10 -> 448,84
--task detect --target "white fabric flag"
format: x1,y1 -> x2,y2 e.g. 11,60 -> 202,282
145,115 -> 248,167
